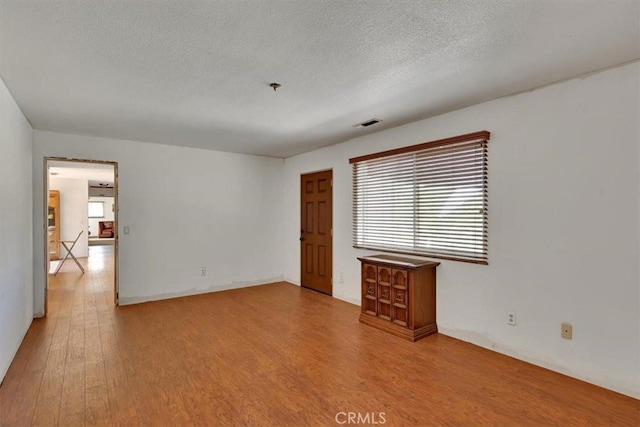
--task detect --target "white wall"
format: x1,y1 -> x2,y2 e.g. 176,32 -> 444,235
0,75 -> 33,382
283,62 -> 640,397
33,132 -> 284,312
88,196 -> 115,237
49,177 -> 89,257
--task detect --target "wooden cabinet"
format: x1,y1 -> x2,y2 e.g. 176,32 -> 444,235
48,190 -> 60,260
358,254 -> 440,341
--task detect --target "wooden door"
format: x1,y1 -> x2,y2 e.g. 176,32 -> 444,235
300,170 -> 333,295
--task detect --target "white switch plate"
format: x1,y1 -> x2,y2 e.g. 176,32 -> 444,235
123,226 -> 130,235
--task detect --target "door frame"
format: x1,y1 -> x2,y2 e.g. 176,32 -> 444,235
43,157 -> 119,316
300,168 -> 333,296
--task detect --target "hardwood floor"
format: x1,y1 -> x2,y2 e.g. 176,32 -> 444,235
1,247 -> 638,426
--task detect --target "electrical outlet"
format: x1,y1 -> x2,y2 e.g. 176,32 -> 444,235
507,311 -> 516,326
200,267 -> 206,277
561,322 -> 572,340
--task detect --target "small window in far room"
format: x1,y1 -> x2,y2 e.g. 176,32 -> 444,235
88,201 -> 104,218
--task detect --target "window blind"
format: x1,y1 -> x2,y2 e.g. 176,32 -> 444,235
350,131 -> 489,264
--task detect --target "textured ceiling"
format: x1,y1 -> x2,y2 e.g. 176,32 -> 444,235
1,1 -> 638,158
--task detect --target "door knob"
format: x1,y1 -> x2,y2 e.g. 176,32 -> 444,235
300,237 -> 305,241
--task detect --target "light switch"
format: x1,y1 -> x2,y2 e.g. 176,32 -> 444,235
123,226 -> 130,235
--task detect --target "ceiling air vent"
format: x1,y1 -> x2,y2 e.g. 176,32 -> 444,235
353,118 -> 382,128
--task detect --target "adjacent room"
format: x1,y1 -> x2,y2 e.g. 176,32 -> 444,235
47,161 -> 117,271
0,1 -> 638,425
45,160 -> 118,323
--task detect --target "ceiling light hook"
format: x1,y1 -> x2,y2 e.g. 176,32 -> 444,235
269,83 -> 281,92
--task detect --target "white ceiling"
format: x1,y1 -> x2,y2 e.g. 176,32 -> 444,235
1,1 -> 638,158
49,161 -> 114,186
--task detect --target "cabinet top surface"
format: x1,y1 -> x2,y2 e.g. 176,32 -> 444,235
358,254 -> 440,268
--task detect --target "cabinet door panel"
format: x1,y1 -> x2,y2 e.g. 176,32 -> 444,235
363,298 -> 377,315
378,301 -> 391,320
378,284 -> 391,301
392,269 -> 408,288
391,269 -> 410,326
393,307 -> 408,327
363,264 -> 377,297
378,266 -> 392,286
393,287 -> 407,304
362,263 -> 378,316
377,283 -> 391,320
376,266 -> 392,320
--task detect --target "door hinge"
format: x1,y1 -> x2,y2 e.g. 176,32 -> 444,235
331,228 -> 333,237
331,179 -> 333,187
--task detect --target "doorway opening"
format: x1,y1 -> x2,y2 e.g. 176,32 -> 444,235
44,158 -> 119,316
300,170 -> 333,296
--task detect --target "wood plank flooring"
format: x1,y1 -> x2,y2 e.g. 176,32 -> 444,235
1,246 -> 638,426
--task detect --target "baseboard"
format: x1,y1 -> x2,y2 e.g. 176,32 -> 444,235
283,277 -> 361,306
438,326 -> 640,399
118,276 -> 284,306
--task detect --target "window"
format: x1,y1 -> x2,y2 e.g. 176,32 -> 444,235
88,201 -> 104,218
350,131 -> 490,264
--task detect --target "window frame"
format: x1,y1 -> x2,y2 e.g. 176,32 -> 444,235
349,131 -> 490,265
88,201 -> 105,218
